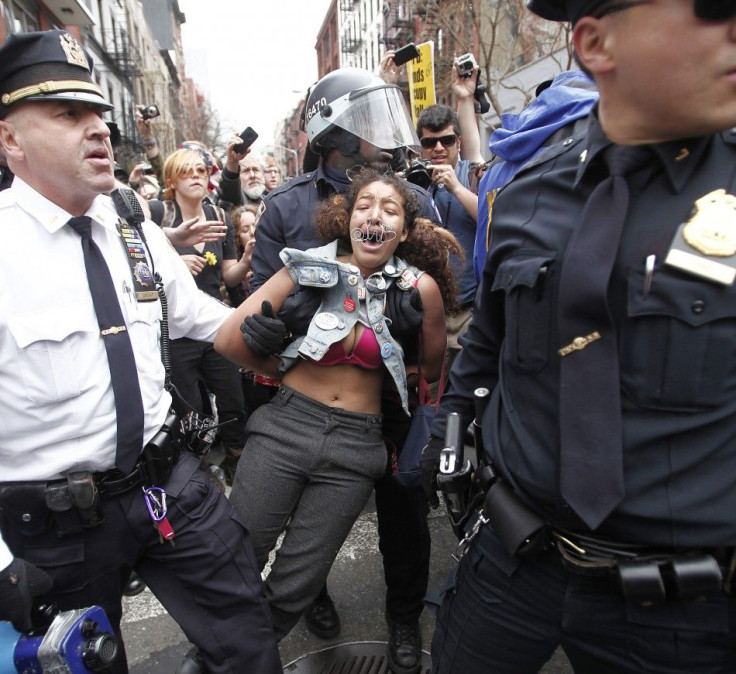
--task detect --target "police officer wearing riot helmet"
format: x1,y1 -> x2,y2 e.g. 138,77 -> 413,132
422,0 -> 736,672
248,67 -> 440,674
0,30 -> 281,674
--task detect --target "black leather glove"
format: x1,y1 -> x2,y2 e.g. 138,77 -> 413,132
419,435 -> 445,509
240,301 -> 288,356
0,558 -> 53,632
279,286 -> 321,336
385,286 -> 423,341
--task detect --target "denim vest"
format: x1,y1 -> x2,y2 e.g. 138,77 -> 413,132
279,241 -> 420,415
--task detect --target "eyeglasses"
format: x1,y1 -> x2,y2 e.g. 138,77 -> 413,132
419,134 -> 457,150
263,169 -> 280,175
181,166 -> 209,179
595,0 -> 736,21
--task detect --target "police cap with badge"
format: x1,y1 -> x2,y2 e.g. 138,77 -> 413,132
0,29 -> 112,119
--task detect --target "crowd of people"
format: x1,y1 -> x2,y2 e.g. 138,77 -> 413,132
3,1 -> 736,672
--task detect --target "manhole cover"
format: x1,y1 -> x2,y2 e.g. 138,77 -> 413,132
283,641 -> 431,673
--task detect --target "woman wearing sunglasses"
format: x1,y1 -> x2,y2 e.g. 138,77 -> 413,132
148,148 -> 251,483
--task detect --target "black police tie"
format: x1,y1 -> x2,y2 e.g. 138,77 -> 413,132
67,216 -> 145,473
557,144 -> 651,530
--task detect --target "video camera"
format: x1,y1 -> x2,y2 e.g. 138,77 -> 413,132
0,605 -> 118,673
455,53 -> 478,79
454,53 -> 491,114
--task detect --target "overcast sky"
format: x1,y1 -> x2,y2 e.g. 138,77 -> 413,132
178,0 -> 333,153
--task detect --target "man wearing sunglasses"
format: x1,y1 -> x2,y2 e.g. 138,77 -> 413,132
424,0 -> 736,672
416,71 -> 484,382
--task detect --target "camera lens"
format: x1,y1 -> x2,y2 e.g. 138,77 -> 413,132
141,105 -> 160,120
83,633 -> 119,671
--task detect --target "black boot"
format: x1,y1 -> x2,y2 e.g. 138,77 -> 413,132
386,615 -> 422,674
304,588 -> 341,638
122,570 -> 146,597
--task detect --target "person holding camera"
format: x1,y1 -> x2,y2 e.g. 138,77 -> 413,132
0,30 -> 281,674
214,132 -> 259,210
422,0 -> 736,672
135,102 -> 164,187
415,58 -> 485,384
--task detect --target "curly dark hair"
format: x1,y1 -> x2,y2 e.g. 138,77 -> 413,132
314,166 -> 464,314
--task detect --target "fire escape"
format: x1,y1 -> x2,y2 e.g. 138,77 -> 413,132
339,0 -> 364,68
382,0 -> 416,50
87,10 -> 143,159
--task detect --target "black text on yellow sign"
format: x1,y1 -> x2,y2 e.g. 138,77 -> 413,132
408,41 -> 436,126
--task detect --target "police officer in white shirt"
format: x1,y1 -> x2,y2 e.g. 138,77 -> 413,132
0,29 -> 281,674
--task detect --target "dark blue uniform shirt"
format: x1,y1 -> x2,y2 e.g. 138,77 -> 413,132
0,165 -> 13,192
432,113 -> 736,548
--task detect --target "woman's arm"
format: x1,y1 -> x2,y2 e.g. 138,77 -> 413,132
416,274 -> 447,383
221,255 -> 251,287
214,267 -> 296,374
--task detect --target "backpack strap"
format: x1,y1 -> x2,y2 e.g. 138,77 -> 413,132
161,200 -> 177,229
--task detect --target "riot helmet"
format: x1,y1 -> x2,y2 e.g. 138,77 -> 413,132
303,68 -> 420,156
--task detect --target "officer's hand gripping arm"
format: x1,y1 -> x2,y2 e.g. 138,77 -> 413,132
385,286 -> 423,342
240,301 -> 288,357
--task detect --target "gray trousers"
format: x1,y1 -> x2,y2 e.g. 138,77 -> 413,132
229,386 -> 387,639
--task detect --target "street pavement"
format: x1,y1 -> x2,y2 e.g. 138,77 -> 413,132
122,482 -> 573,673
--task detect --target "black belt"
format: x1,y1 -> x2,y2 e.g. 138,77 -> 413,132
0,415 -> 181,538
553,528 -> 734,605
95,463 -> 156,499
96,414 -> 181,498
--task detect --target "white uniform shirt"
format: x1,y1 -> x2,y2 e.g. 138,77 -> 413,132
0,179 -> 232,566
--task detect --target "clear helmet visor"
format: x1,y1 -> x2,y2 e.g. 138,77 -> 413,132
329,85 -> 420,153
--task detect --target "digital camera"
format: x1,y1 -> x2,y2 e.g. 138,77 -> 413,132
140,104 -> 160,120
404,158 -> 433,190
456,53 -> 478,78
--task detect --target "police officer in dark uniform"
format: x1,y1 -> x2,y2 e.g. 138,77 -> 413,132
249,68 -> 441,674
0,145 -> 12,191
421,1 -> 736,672
0,30 -> 281,674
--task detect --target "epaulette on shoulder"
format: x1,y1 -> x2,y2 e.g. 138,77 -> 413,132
276,172 -> 315,193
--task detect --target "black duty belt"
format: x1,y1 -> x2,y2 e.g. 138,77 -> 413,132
0,412 -> 180,538
95,462 -> 160,499
97,409 -> 180,497
553,529 -> 735,605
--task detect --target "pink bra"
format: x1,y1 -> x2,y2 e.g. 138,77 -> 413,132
314,326 -> 383,370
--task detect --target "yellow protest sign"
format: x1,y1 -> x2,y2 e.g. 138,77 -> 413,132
408,41 -> 436,126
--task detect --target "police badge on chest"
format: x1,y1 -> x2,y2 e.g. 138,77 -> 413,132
665,189 -> 736,285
